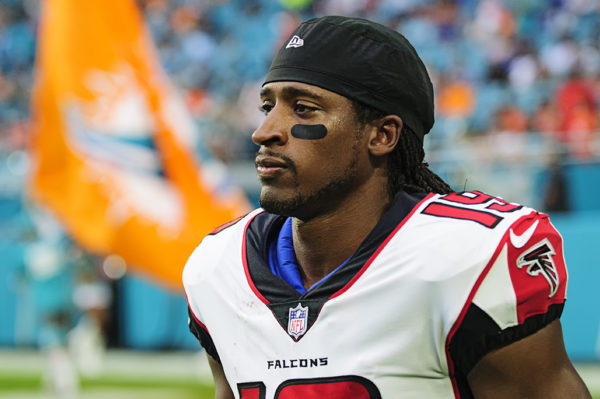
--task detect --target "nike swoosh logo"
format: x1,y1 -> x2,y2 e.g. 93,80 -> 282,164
509,220 -> 539,249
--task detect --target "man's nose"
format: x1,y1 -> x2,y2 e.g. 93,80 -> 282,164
252,107 -> 289,147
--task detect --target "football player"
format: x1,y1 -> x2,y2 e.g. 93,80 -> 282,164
184,16 -> 590,398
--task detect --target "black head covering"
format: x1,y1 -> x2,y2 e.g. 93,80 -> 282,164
263,16 -> 434,141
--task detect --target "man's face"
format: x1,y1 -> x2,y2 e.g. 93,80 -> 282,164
252,82 -> 371,220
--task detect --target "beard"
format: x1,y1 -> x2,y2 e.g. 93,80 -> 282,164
259,143 -> 361,220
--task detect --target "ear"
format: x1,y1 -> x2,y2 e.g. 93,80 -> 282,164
367,115 -> 402,157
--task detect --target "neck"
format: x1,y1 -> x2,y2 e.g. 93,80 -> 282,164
291,182 -> 392,290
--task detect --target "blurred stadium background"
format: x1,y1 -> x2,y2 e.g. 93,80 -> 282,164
0,0 -> 599,397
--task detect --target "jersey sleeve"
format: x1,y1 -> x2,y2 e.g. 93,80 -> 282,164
188,306 -> 221,363
183,239 -> 223,364
182,211 -> 257,367
449,211 -> 568,376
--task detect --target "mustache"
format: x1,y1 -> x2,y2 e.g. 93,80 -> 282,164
255,150 -> 297,172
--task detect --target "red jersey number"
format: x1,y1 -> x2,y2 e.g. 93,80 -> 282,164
421,191 -> 522,228
238,376 -> 381,399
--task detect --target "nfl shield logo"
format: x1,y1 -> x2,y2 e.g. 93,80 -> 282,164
287,303 -> 308,338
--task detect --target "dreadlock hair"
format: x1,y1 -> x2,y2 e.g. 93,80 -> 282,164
352,100 -> 454,197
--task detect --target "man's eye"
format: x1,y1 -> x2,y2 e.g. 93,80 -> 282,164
259,103 -> 273,114
295,104 -> 316,114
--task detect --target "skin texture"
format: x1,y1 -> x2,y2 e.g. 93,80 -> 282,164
207,81 -> 591,398
253,81 -> 401,288
208,354 -> 234,399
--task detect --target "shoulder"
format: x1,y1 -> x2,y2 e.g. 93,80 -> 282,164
417,191 -> 532,230
474,208 -> 567,323
412,191 -> 557,258
442,193 -> 568,378
395,191 -> 538,278
182,209 -> 262,288
416,191 -> 567,310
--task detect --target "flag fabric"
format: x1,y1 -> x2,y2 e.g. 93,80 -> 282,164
29,0 -> 250,291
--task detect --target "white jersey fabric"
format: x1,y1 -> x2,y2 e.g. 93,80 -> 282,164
183,191 -> 567,399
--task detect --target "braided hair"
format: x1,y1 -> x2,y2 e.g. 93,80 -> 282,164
352,100 -> 454,196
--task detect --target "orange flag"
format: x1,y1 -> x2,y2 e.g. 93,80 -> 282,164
28,0 -> 250,291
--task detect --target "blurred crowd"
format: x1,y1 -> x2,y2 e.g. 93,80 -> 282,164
0,2 -> 598,393
142,0 -> 600,163
1,0 -> 599,165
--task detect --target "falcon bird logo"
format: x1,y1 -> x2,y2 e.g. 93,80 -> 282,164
516,238 -> 559,298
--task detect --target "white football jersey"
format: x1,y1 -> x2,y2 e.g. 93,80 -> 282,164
183,191 -> 567,398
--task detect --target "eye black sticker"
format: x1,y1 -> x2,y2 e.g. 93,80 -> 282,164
291,124 -> 327,140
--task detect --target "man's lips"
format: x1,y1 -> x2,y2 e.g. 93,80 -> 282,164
255,155 -> 289,178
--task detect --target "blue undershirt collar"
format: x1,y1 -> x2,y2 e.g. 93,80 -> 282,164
268,217 -> 350,294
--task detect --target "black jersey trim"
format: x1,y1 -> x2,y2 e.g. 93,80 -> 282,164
243,211 -> 293,304
449,302 -> 564,398
243,191 -> 432,341
187,307 -> 221,363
